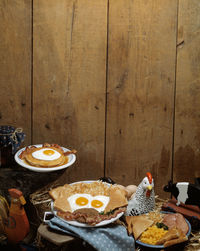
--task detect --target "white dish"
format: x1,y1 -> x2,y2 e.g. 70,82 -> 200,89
51,180 -> 124,227
14,144 -> 76,173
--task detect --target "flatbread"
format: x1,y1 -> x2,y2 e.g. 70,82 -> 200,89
54,196 -> 72,213
49,186 -> 73,212
164,229 -> 188,247
126,216 -> 133,235
126,215 -> 154,240
104,186 -> 128,213
49,186 -> 69,200
156,228 -> 179,245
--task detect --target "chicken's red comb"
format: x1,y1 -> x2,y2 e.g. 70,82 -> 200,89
146,172 -> 152,184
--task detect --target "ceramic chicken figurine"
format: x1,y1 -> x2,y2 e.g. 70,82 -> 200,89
125,172 -> 155,216
4,189 -> 30,244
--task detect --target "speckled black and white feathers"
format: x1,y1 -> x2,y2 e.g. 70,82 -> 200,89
125,174 -> 155,216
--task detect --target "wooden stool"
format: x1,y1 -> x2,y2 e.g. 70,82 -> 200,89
37,223 -> 96,250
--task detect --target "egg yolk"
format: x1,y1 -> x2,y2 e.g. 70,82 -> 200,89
91,199 -> 103,208
76,197 -> 89,206
43,149 -> 55,155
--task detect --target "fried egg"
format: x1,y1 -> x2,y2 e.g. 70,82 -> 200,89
32,148 -> 61,161
67,193 -> 110,213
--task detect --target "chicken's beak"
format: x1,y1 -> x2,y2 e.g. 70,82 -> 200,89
147,185 -> 152,191
146,185 -> 152,197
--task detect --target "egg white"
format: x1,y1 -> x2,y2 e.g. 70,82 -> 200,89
67,194 -> 91,212
32,148 -> 61,161
91,195 -> 110,212
67,193 -> 110,213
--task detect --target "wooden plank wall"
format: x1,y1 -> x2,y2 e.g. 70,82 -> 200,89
0,0 -> 32,144
174,0 -> 200,183
33,0 -> 107,182
0,0 -> 200,197
106,0 -> 177,197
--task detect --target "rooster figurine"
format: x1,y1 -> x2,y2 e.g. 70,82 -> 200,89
125,172 -> 155,216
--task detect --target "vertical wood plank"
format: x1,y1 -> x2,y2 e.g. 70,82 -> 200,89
106,0 -> 178,196
0,0 -> 32,145
33,0 -> 107,182
174,0 -> 200,182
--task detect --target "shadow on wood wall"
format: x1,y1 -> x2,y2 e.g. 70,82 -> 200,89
0,0 -> 200,197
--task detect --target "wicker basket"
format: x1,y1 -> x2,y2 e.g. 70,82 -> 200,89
29,180 -> 61,223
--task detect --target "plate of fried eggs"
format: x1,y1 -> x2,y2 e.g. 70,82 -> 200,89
14,144 -> 76,173
50,180 -> 126,227
52,201 -> 124,227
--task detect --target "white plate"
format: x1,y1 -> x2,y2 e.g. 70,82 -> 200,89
14,144 -> 76,173
51,180 -> 125,227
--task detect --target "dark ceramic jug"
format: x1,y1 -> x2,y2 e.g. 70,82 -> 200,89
0,125 -> 25,167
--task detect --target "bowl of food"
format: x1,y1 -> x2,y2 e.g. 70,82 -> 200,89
126,211 -> 191,249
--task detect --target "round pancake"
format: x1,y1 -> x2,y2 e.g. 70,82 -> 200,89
25,146 -> 65,167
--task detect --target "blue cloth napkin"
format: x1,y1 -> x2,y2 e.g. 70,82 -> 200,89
48,216 -> 135,251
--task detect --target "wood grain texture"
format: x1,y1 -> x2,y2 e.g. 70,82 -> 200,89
33,0 -> 107,182
0,0 -> 199,198
106,0 -> 178,197
0,0 -> 32,145
174,0 -> 200,182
